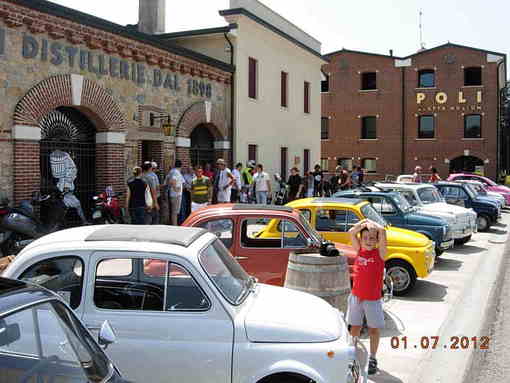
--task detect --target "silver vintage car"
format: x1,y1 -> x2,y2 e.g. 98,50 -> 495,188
4,225 -> 360,383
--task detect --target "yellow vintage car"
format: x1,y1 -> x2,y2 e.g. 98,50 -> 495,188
259,197 -> 435,295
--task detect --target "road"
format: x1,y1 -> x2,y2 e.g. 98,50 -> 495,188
354,212 -> 510,383
469,227 -> 510,383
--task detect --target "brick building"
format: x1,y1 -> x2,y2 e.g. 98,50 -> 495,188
321,43 -> 507,181
0,0 -> 233,208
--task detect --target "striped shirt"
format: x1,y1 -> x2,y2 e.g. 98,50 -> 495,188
191,176 -> 211,204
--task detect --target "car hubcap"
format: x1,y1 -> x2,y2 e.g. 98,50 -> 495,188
477,216 -> 488,231
388,267 -> 410,292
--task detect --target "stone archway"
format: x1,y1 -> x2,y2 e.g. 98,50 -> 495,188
12,74 -> 128,203
175,101 -> 230,166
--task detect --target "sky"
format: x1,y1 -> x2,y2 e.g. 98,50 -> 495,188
48,0 -> 508,58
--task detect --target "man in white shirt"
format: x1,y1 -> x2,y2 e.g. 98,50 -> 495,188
215,158 -> 235,203
253,164 -> 272,204
165,160 -> 184,226
231,163 -> 243,202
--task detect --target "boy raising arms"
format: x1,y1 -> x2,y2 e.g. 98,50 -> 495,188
348,219 -> 387,375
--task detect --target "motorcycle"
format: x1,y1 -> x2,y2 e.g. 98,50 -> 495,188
91,189 -> 125,224
273,173 -> 289,205
0,191 -> 69,256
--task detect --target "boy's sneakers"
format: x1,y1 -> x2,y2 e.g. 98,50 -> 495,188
368,357 -> 378,375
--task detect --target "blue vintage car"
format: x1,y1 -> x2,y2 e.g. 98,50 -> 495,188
434,182 -> 501,232
334,190 -> 453,255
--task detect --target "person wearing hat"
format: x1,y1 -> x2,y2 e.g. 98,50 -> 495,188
214,159 -> 235,204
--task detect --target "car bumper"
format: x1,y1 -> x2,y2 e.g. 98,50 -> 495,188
451,226 -> 475,239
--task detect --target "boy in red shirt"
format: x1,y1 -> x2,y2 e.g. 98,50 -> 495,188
348,218 -> 387,375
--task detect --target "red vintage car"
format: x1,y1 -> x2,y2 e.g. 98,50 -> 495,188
181,204 -> 357,286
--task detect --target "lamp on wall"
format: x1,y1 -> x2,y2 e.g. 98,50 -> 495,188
150,114 -> 175,137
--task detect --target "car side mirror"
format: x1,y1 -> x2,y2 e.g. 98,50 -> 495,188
306,238 -> 313,248
98,320 -> 116,350
0,321 -> 20,347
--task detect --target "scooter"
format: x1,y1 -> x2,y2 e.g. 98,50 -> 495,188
91,189 -> 125,224
0,191 -> 68,256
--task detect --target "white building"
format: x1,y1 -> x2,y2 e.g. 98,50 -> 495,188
162,0 -> 324,180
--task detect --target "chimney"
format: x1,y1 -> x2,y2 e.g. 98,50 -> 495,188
389,49 -> 393,57
138,0 -> 166,34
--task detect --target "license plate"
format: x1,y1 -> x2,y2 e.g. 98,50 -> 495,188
92,210 -> 102,219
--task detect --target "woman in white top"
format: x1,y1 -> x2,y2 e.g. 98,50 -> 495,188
253,164 -> 272,204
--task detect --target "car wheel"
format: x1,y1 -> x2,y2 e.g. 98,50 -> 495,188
454,235 -> 471,246
386,259 -> 417,296
476,215 -> 490,232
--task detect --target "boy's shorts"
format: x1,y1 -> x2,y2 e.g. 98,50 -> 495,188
347,294 -> 385,329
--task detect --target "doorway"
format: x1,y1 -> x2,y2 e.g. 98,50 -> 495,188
449,155 -> 484,174
190,124 -> 215,167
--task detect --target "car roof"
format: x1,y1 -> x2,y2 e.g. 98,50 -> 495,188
376,182 -> 433,190
185,203 -> 300,221
84,225 -> 207,247
17,224 -> 213,257
231,204 -> 293,213
435,181 -> 462,187
288,197 -> 366,207
0,277 -> 57,315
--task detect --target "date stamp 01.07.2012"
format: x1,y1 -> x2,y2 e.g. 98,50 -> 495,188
390,336 -> 490,350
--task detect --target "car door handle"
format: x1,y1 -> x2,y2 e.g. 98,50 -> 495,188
234,256 -> 248,260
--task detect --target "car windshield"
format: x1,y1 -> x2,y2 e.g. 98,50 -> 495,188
465,183 -> 481,196
0,300 -> 112,382
298,212 -> 323,244
361,204 -> 387,227
462,185 -> 477,199
417,187 -> 444,204
392,193 -> 412,212
199,239 -> 252,305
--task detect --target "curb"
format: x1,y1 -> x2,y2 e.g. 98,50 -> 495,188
415,231 -> 510,383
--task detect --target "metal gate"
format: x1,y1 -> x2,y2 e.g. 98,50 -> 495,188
190,124 -> 215,167
39,107 -> 96,226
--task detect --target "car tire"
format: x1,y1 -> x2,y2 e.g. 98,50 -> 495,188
476,215 -> 490,232
454,235 -> 471,246
386,259 -> 417,296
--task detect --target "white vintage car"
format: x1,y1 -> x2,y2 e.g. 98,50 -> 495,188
4,225 -> 360,383
376,183 -> 477,245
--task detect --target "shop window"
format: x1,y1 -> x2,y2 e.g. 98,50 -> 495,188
321,117 -> 329,140
418,69 -> 435,88
304,82 -> 310,113
338,158 -> 353,171
464,114 -> 482,138
361,72 -> 377,90
321,72 -> 329,93
418,115 -> 435,139
248,57 -> 258,99
362,158 -> 377,173
281,71 -> 288,107
464,67 -> 482,86
361,116 -> 377,139
248,144 -> 258,163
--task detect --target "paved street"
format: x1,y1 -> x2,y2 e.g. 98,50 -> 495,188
355,212 -> 510,383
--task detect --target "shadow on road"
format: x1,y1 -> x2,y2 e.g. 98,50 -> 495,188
492,222 -> 507,228
369,369 -> 405,383
446,245 -> 487,255
434,257 -> 463,271
396,280 -> 447,302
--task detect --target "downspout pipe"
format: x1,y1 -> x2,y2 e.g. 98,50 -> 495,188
496,58 -> 506,181
401,67 -> 406,174
224,32 -> 235,165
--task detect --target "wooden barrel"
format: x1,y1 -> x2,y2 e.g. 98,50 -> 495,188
284,252 -> 351,314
